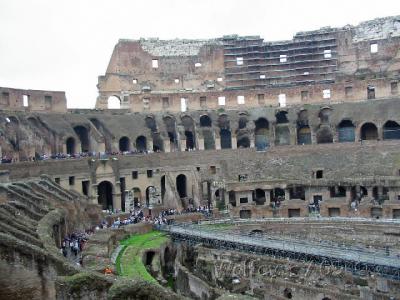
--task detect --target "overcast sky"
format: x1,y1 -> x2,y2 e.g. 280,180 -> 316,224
0,0 -> 399,108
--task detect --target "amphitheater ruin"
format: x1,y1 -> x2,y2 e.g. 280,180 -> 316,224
1,15 -> 400,300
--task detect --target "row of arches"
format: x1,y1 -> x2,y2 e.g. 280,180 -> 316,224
65,117 -> 400,155
96,174 -> 188,211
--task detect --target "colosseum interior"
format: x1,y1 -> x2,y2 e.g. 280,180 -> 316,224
1,15 -> 400,300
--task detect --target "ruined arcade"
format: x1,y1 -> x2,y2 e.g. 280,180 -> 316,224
1,15 -> 400,300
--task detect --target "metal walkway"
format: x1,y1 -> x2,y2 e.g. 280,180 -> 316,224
160,224 -> 400,280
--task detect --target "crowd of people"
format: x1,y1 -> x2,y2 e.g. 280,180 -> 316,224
0,149 -> 161,164
108,205 -> 213,229
59,205 -> 213,266
61,230 -> 93,265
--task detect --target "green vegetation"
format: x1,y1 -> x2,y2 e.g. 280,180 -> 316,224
116,231 -> 167,283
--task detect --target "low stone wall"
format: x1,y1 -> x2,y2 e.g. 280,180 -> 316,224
167,212 -> 205,223
175,261 -> 220,300
82,222 -> 153,273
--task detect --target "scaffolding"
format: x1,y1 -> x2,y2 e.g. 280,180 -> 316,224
160,222 -> 400,280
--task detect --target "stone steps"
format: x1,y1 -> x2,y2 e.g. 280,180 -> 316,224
37,178 -> 75,201
7,201 -> 44,221
0,207 -> 39,238
6,192 -> 48,217
0,204 -> 39,228
25,182 -> 68,204
0,218 -> 42,248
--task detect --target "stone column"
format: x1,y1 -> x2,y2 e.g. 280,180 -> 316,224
235,192 -> 240,207
345,186 -> 352,202
90,184 -> 98,205
164,139 -> 171,153
250,136 -> 255,148
215,137 -> 221,150
147,139 -> 153,152
112,181 -> 120,210
231,136 -> 237,149
264,189 -> 271,205
198,138 -> 205,150
388,189 -> 397,202
180,139 -> 187,151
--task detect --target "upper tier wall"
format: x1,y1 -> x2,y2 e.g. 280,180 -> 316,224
0,87 -> 67,113
96,16 -> 400,112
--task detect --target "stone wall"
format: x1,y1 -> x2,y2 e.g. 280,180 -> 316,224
96,16 -> 400,112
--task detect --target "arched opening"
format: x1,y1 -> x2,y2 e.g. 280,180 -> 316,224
152,133 -> 164,152
238,115 -> 248,129
383,120 -> 400,140
107,96 -> 121,109
182,115 -> 196,150
255,118 -> 269,151
271,188 -> 285,207
316,126 -> 333,144
338,120 -> 355,142
185,131 -> 195,150
254,189 -> 266,205
200,115 -> 212,127
276,111 -> 289,124
297,126 -> 311,145
98,181 -> 113,210
218,114 -> 231,149
228,191 -> 236,207
176,174 -> 187,198
200,115 -> 215,150
275,126 -> 290,145
250,229 -> 263,235
163,116 -> 178,151
66,137 -> 76,155
145,251 -> 156,265
136,136 -> 147,152
283,288 -> 293,299
132,188 -> 142,208
119,136 -> 130,152
237,135 -> 250,148
220,129 -> 232,149
351,186 -> 368,202
289,186 -> 305,200
145,186 -> 158,207
329,186 -> 346,198
319,108 -> 331,124
361,122 -> 378,140
372,186 -> 389,203
161,176 -> 166,201
73,125 -> 90,153
145,117 -> 157,132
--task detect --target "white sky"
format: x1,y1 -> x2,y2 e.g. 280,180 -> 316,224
0,0 -> 399,108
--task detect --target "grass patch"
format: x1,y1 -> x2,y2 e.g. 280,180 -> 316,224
116,230 -> 168,283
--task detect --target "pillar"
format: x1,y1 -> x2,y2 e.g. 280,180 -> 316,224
164,139 -> 171,153
264,189 -> 271,205
198,138 -> 205,150
90,184 -> 98,204
250,136 -> 255,148
147,140 -> 153,152
231,136 -> 237,149
345,186 -> 352,202
215,137 -> 221,150
180,139 -> 187,151
113,181 -> 122,212
284,188 -> 290,201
